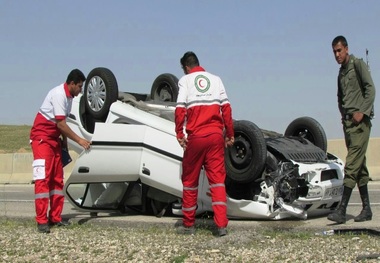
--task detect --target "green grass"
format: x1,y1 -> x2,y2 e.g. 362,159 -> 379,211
172,254 -> 188,263
0,125 -> 32,153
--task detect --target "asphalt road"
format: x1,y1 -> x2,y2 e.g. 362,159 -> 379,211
1,183 -> 379,233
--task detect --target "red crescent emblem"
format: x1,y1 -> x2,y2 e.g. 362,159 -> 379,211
199,79 -> 204,88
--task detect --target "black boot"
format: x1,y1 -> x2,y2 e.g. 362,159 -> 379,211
354,185 -> 372,222
327,186 -> 352,224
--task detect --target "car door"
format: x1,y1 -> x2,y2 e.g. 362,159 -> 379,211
64,123 -> 147,210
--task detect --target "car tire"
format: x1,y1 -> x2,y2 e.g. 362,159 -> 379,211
84,67 -> 119,120
284,116 -> 327,152
225,120 -> 267,183
150,73 -> 179,102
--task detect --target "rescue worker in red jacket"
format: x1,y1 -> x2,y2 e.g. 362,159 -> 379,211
175,52 -> 234,237
30,69 -> 91,233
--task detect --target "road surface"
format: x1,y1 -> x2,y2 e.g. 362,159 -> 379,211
1,183 -> 379,232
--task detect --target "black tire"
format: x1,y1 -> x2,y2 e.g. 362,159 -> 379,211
150,73 -> 179,102
225,120 -> 267,183
284,116 -> 327,152
84,68 -> 119,120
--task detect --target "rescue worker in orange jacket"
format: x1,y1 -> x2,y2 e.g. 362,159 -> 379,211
175,51 -> 234,236
30,69 -> 91,233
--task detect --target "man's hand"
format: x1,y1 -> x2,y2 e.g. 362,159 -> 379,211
78,138 -> 91,150
352,112 -> 364,124
57,119 -> 91,150
177,137 -> 188,151
225,136 -> 234,148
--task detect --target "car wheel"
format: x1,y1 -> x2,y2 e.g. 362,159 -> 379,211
150,73 -> 179,102
84,67 -> 119,120
284,116 -> 327,152
225,120 -> 267,183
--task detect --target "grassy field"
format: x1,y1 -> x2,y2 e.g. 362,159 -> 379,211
0,125 -> 32,153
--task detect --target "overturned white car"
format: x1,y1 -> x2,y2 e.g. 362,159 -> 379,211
64,67 -> 344,220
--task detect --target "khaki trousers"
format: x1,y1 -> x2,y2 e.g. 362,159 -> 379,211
343,116 -> 372,188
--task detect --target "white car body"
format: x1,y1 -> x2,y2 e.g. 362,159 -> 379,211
65,89 -> 345,220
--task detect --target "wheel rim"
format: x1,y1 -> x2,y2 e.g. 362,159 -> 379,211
87,76 -> 107,112
154,82 -> 173,102
293,128 -> 315,143
228,134 -> 252,169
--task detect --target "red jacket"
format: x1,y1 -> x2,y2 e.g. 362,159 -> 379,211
175,66 -> 234,139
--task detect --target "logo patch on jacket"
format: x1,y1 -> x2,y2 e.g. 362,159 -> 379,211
195,75 -> 210,93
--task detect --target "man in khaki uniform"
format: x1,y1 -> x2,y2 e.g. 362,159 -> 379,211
328,35 -> 376,224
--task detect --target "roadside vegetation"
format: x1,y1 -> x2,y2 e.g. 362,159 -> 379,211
0,218 -> 379,262
0,125 -> 32,153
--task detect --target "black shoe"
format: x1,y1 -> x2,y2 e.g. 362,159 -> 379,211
354,185 -> 372,222
37,223 -> 50,233
327,211 -> 346,224
49,220 -> 71,227
218,228 -> 228,237
176,225 -> 195,235
354,208 -> 372,222
327,186 -> 352,224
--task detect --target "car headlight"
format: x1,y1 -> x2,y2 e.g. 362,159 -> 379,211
306,185 -> 323,198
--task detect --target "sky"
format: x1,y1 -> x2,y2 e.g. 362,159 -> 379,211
1,1 -> 379,139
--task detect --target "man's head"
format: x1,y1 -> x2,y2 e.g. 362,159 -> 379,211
66,69 -> 86,97
332,35 -> 349,65
180,51 -> 200,74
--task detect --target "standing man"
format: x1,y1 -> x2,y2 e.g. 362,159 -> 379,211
175,51 -> 234,236
328,36 -> 376,224
30,69 -> 91,233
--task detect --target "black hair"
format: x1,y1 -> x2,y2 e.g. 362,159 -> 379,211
66,69 -> 86,84
180,51 -> 200,68
332,35 -> 348,47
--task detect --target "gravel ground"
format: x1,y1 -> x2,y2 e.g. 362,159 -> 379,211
1,218 -> 380,262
